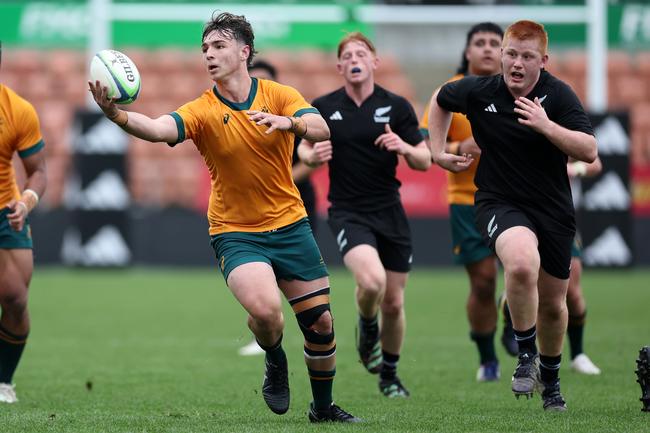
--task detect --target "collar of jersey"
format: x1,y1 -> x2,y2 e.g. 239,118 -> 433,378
212,77 -> 258,111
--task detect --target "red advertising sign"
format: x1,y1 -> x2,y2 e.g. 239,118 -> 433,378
312,159 -> 450,217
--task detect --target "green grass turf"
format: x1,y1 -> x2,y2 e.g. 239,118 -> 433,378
2,267 -> 649,432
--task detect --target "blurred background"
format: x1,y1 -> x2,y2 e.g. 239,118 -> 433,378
1,0 -> 648,268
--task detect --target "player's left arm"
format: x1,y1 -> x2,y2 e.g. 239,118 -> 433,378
375,98 -> 431,170
514,96 -> 597,163
7,150 -> 46,232
374,123 -> 431,171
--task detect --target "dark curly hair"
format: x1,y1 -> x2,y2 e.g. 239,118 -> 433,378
202,12 -> 257,66
456,22 -> 503,75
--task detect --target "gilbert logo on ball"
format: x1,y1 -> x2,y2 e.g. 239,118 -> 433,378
90,49 -> 141,104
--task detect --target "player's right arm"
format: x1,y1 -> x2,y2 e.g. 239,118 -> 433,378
88,80 -> 178,143
567,155 -> 602,179
428,88 -> 473,173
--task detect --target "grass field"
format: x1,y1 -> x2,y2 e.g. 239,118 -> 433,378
2,267 -> 649,432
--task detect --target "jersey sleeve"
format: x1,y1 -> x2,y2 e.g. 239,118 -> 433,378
436,76 -> 477,115
393,97 -> 424,146
16,100 -> 44,158
273,82 -> 320,118
552,82 -> 594,136
169,95 -> 209,146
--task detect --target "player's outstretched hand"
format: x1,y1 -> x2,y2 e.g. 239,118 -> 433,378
434,152 -> 474,173
375,124 -> 408,155
247,111 -> 291,134
514,96 -> 550,133
88,80 -> 118,116
5,199 -> 27,232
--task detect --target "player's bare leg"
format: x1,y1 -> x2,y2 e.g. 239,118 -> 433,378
495,227 -> 540,399
0,249 -> 33,404
536,269 -> 569,411
344,245 -> 385,374
228,262 -> 288,414
378,271 -> 409,397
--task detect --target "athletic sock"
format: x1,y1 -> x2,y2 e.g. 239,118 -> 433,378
514,325 -> 538,355
308,368 -> 335,411
380,351 -> 400,381
539,354 -> 562,384
359,314 -> 379,339
470,330 -> 497,364
0,324 -> 28,384
567,311 -> 587,360
258,335 -> 286,365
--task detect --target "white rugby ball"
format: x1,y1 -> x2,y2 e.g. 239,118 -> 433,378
90,49 -> 141,104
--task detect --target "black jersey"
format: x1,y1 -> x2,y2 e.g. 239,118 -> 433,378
292,139 -> 316,220
437,70 -> 594,233
313,85 -> 423,212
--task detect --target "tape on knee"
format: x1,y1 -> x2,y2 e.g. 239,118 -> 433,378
290,287 -> 335,359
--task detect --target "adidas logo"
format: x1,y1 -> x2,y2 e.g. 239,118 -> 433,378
61,225 -> 132,266
73,117 -> 128,154
594,116 -> 629,155
484,103 -> 497,113
329,111 -> 343,120
66,171 -> 130,210
583,172 -> 630,211
582,226 -> 631,266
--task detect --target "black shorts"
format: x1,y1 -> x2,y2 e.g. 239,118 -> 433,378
327,204 -> 412,272
474,194 -> 575,280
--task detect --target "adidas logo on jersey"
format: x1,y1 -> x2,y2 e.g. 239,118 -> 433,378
582,226 -> 631,266
484,104 -> 497,113
583,172 -> 630,211
330,111 -> 343,120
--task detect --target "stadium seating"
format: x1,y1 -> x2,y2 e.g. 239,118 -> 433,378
3,48 -> 649,208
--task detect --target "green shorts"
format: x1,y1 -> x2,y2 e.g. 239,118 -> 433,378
450,204 -> 492,265
571,232 -> 582,258
210,218 -> 328,283
0,208 -> 33,249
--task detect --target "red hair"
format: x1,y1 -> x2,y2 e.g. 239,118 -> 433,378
503,20 -> 548,56
337,32 -> 376,59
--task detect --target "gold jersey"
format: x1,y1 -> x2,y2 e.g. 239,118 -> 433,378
0,84 -> 44,208
171,78 -> 318,235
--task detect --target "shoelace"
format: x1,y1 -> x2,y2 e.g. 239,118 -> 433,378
330,404 -> 355,420
266,361 -> 288,388
514,355 -> 535,378
543,390 -> 565,408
